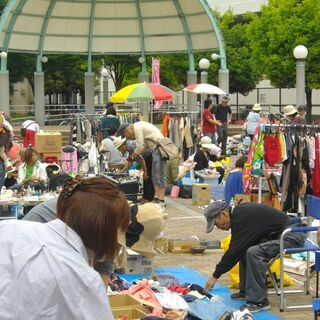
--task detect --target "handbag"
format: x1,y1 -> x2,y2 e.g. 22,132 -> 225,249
157,137 -> 179,160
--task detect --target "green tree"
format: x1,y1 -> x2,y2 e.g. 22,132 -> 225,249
219,11 -> 261,95
247,0 -> 320,122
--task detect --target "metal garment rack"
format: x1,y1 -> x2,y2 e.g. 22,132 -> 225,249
255,123 -> 320,204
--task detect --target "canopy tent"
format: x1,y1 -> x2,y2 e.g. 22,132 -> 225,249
0,0 -> 229,124
0,0 -> 222,58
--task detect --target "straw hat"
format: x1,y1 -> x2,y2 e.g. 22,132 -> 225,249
118,203 -> 164,258
284,105 -> 298,116
252,103 -> 261,111
200,136 -> 216,150
113,136 -> 126,149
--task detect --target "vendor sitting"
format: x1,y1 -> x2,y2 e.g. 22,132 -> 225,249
193,136 -> 225,184
14,147 -> 47,191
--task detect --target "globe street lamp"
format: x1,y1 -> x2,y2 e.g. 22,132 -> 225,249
199,58 -> 210,84
293,45 -> 308,108
101,67 -> 109,104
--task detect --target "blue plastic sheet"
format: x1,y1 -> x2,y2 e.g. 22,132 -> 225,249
120,266 -> 283,320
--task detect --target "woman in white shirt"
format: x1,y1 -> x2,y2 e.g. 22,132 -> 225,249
0,176 -> 130,319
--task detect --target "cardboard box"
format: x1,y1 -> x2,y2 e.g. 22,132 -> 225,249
284,258 -> 315,276
112,307 -> 148,319
169,235 -> 200,253
251,191 -> 272,206
153,237 -> 169,253
115,248 -> 154,274
109,294 -> 143,310
35,132 -> 62,153
234,194 -> 251,205
192,183 -> 211,206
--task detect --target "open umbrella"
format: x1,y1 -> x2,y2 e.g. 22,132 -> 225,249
109,82 -> 176,103
183,83 -> 226,95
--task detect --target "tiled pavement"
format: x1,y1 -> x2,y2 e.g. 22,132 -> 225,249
153,197 -> 315,320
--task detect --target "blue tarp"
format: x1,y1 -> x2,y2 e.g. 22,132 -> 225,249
120,266 -> 283,320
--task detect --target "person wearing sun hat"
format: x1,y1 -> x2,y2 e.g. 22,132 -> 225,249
244,103 -> 262,140
193,136 -> 225,184
203,201 -> 305,313
283,105 -> 306,124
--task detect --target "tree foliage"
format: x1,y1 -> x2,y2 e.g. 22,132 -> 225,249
247,0 -> 320,121
219,11 -> 261,95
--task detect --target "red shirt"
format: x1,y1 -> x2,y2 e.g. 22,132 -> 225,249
203,108 -> 216,134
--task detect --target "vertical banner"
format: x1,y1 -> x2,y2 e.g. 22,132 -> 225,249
152,58 -> 162,109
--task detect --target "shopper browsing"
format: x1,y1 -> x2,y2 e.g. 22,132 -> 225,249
118,121 -> 167,211
0,176 -> 130,319
202,98 -> 221,144
21,119 -> 40,147
204,201 -> 305,313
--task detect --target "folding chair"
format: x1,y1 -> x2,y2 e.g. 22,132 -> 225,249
313,251 -> 320,319
276,195 -> 320,311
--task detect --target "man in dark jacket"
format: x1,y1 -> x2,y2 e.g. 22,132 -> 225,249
204,201 -> 305,313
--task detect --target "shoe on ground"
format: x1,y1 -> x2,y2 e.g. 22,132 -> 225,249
230,291 -> 245,300
244,301 -> 270,313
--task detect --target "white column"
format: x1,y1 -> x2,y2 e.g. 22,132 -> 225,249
102,77 -> 109,104
34,72 -> 45,126
85,72 -> 95,114
200,71 -> 208,84
138,72 -> 149,83
187,71 -> 197,112
0,71 -> 10,115
219,69 -> 229,95
296,60 -> 306,107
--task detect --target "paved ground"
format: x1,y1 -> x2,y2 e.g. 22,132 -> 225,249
153,197 -> 315,320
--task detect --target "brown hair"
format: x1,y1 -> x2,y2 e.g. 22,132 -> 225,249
24,147 -> 38,164
57,176 -> 130,261
235,155 -> 248,169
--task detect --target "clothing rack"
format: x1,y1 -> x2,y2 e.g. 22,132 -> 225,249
165,111 -> 199,114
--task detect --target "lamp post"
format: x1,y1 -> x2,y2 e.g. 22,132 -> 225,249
211,53 -> 229,97
293,45 -> 308,108
0,51 -> 10,116
101,67 -> 109,105
199,58 -> 210,123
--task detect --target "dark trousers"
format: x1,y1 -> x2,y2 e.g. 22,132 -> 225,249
217,123 -> 228,155
238,231 -> 305,303
142,153 -> 155,201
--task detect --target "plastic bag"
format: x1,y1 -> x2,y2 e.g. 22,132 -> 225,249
220,235 -> 294,289
88,139 -> 98,168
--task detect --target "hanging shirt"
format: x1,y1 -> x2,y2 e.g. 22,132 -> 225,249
264,134 -> 282,166
0,219 -> 113,319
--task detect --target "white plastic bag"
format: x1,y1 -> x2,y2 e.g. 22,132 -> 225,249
88,139 -> 98,168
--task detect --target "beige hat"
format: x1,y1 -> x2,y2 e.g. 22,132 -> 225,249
113,136 -> 126,149
118,203 -> 164,258
200,136 -> 216,149
252,103 -> 261,111
284,105 -> 298,116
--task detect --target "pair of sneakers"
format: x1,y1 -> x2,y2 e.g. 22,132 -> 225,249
231,292 -> 270,313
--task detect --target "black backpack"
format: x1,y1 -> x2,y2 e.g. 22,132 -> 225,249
46,165 -> 70,191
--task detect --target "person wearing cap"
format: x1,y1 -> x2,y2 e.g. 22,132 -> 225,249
214,96 -> 232,156
118,121 -> 167,210
283,105 -> 306,124
245,103 -> 262,140
203,201 -> 305,313
194,136 -> 225,184
202,98 -> 221,144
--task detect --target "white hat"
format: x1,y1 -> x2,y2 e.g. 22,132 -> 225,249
284,105 -> 298,116
200,136 -> 216,150
252,103 -> 261,111
113,136 -> 126,149
118,203 -> 164,258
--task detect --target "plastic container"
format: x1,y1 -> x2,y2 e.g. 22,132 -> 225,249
170,185 -> 180,198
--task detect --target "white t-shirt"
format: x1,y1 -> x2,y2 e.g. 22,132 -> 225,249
101,137 -> 125,165
22,120 -> 40,132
